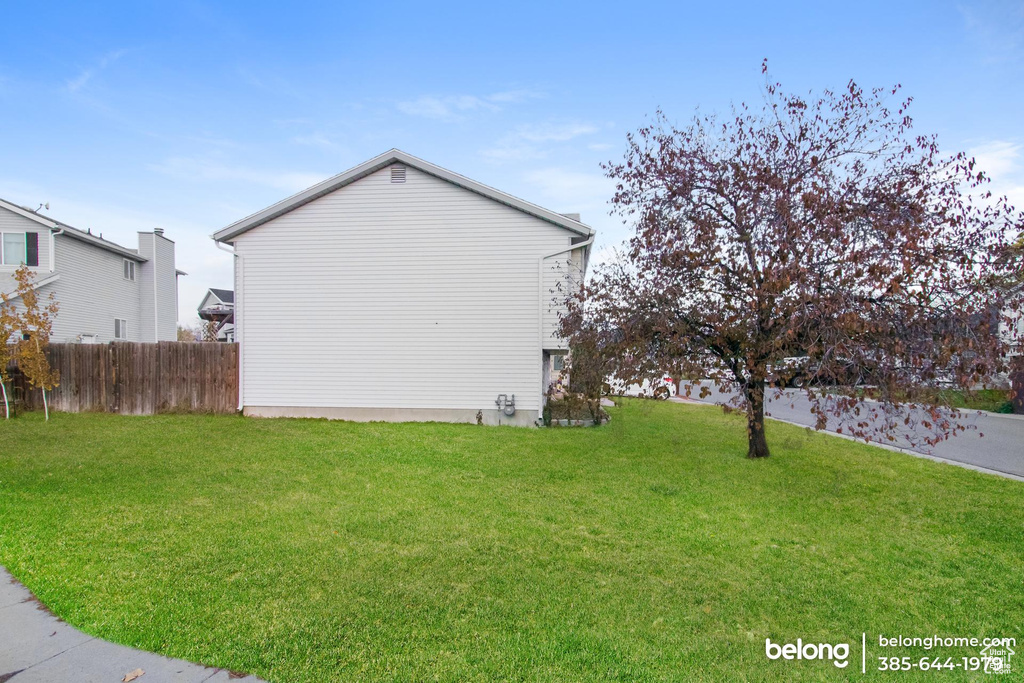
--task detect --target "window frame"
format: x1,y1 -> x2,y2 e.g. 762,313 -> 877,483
114,318 -> 128,340
123,259 -> 136,281
0,231 -> 27,266
552,353 -> 566,372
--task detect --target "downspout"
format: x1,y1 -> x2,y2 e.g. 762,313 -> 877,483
49,228 -> 64,273
537,234 -> 595,417
216,240 -> 243,411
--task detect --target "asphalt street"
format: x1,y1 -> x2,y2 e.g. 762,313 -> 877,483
672,382 -> 1024,479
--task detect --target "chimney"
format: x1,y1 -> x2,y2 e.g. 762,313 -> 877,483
154,227 -> 165,237
561,213 -> 581,222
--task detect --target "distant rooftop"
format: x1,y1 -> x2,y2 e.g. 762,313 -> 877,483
208,288 -> 234,304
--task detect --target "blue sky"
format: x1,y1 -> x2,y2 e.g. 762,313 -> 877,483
1,1 -> 1022,325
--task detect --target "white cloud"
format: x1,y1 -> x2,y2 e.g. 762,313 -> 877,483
523,167 -> 615,209
66,49 -> 127,93
149,156 -> 326,192
958,2 -> 1024,63
397,95 -> 496,120
482,122 -> 600,162
291,132 -> 343,150
397,89 -> 542,121
487,89 -> 544,104
516,122 -> 599,143
969,140 -> 1024,210
481,142 -> 546,162
971,141 -> 1020,178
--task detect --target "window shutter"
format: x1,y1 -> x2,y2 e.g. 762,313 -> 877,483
25,232 -> 38,267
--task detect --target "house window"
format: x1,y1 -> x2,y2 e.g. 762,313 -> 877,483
114,318 -> 128,340
123,259 -> 136,281
0,232 -> 37,266
1,232 -> 26,265
552,353 -> 566,372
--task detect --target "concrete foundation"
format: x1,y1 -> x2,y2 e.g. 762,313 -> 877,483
243,405 -> 541,427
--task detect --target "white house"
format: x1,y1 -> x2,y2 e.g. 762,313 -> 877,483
0,198 -> 181,343
197,287 -> 235,341
1000,283 -> 1023,357
213,149 -> 594,426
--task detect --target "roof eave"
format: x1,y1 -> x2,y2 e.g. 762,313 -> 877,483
0,199 -> 59,229
59,228 -> 148,262
212,149 -> 596,243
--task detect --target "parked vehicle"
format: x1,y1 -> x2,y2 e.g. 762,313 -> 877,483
767,356 -> 813,388
604,375 -> 677,400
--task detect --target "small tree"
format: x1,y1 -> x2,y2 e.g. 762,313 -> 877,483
565,64 -> 1023,458
177,324 -> 200,342
0,295 -> 16,418
9,266 -> 60,420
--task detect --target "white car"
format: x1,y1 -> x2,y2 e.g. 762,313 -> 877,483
604,375 -> 677,400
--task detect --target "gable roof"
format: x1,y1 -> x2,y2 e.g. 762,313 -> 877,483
208,288 -> 234,304
0,198 -> 147,262
212,149 -> 596,243
198,289 -> 232,312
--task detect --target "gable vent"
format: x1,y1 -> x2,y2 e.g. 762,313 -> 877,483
390,165 -> 407,183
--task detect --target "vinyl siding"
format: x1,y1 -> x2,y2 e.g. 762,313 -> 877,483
1,202 -> 179,343
154,235 -> 178,341
137,234 -> 156,342
234,164 -> 582,412
542,252 -> 572,349
0,207 -> 52,290
136,233 -> 178,342
39,234 -> 143,342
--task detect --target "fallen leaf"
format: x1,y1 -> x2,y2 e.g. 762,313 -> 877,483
123,668 -> 145,682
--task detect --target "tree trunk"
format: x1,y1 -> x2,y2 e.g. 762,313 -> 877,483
745,380 -> 770,458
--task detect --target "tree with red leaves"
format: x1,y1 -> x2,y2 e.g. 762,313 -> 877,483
563,63 -> 1022,458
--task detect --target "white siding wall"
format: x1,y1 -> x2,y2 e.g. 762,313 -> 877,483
137,233 -> 156,342
154,235 -> 177,341
135,232 -> 177,342
38,235 -> 143,342
1002,294 -> 1023,357
0,208 -> 52,292
542,252 -> 570,350
234,165 -> 579,413
1,204 -> 179,343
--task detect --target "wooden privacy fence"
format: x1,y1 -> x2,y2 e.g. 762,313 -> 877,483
6,342 -> 238,415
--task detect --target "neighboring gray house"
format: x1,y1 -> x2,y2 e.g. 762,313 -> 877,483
197,288 -> 235,341
0,198 -> 181,343
213,149 -> 594,426
1000,283 -> 1023,357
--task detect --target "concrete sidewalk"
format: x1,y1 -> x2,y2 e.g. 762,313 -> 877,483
0,567 -> 264,683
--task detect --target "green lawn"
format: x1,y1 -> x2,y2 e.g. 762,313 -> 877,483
938,388 -> 1015,413
0,401 -> 1021,681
